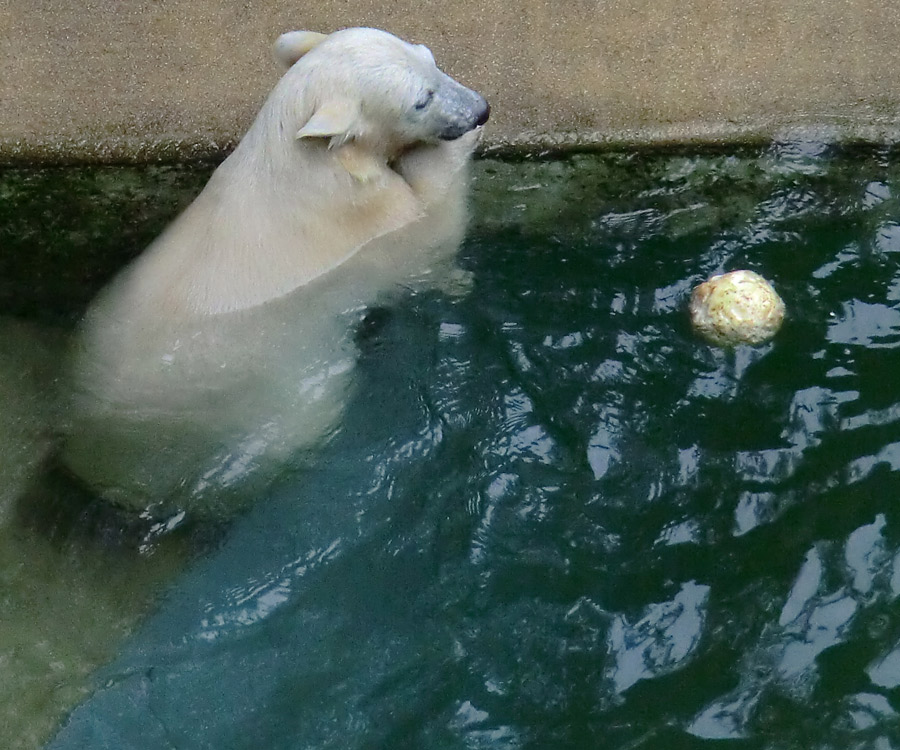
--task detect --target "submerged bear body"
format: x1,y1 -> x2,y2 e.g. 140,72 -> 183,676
62,28 -> 489,517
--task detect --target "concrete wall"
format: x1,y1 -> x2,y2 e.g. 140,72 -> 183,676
2,0 -> 900,162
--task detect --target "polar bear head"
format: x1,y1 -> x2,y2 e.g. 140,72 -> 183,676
270,27 -> 490,159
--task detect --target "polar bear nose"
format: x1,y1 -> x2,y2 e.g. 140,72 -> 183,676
475,98 -> 491,127
463,92 -> 490,131
437,89 -> 491,140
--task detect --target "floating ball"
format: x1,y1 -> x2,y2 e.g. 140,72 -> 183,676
689,270 -> 785,347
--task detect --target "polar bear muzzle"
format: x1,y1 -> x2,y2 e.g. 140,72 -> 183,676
432,75 -> 490,141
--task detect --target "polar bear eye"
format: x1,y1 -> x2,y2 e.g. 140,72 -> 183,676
414,89 -> 435,111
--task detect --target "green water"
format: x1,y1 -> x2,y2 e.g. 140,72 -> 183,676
3,143 -> 900,748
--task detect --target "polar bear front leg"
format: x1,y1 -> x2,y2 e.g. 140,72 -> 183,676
335,142 -> 390,183
391,129 -> 480,208
375,131 -> 481,298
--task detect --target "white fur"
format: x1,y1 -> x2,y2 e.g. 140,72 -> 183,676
62,28 -> 485,517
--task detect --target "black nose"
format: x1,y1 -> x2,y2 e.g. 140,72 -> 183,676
437,93 -> 492,141
475,99 -> 490,127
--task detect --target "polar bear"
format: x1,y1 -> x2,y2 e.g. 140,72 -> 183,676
61,27 -> 489,518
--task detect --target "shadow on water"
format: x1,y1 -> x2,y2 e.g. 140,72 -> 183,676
4,142 -> 900,748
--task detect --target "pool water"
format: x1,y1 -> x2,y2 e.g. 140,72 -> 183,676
4,142 -> 900,748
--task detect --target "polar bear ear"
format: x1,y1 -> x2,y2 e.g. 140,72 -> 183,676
273,30 -> 328,70
295,99 -> 359,142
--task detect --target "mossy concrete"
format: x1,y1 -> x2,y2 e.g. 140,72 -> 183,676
1,1 -> 900,160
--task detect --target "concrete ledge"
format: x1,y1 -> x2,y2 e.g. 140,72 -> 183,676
2,0 -> 900,162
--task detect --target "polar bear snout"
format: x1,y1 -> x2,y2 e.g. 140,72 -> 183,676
434,79 -> 490,141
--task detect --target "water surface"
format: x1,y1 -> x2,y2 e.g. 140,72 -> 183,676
3,143 -> 900,748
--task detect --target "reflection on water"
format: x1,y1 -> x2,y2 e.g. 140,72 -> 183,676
608,580 -> 710,694
6,142 -> 900,747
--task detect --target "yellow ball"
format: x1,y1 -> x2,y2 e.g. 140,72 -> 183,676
689,270 -> 785,347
